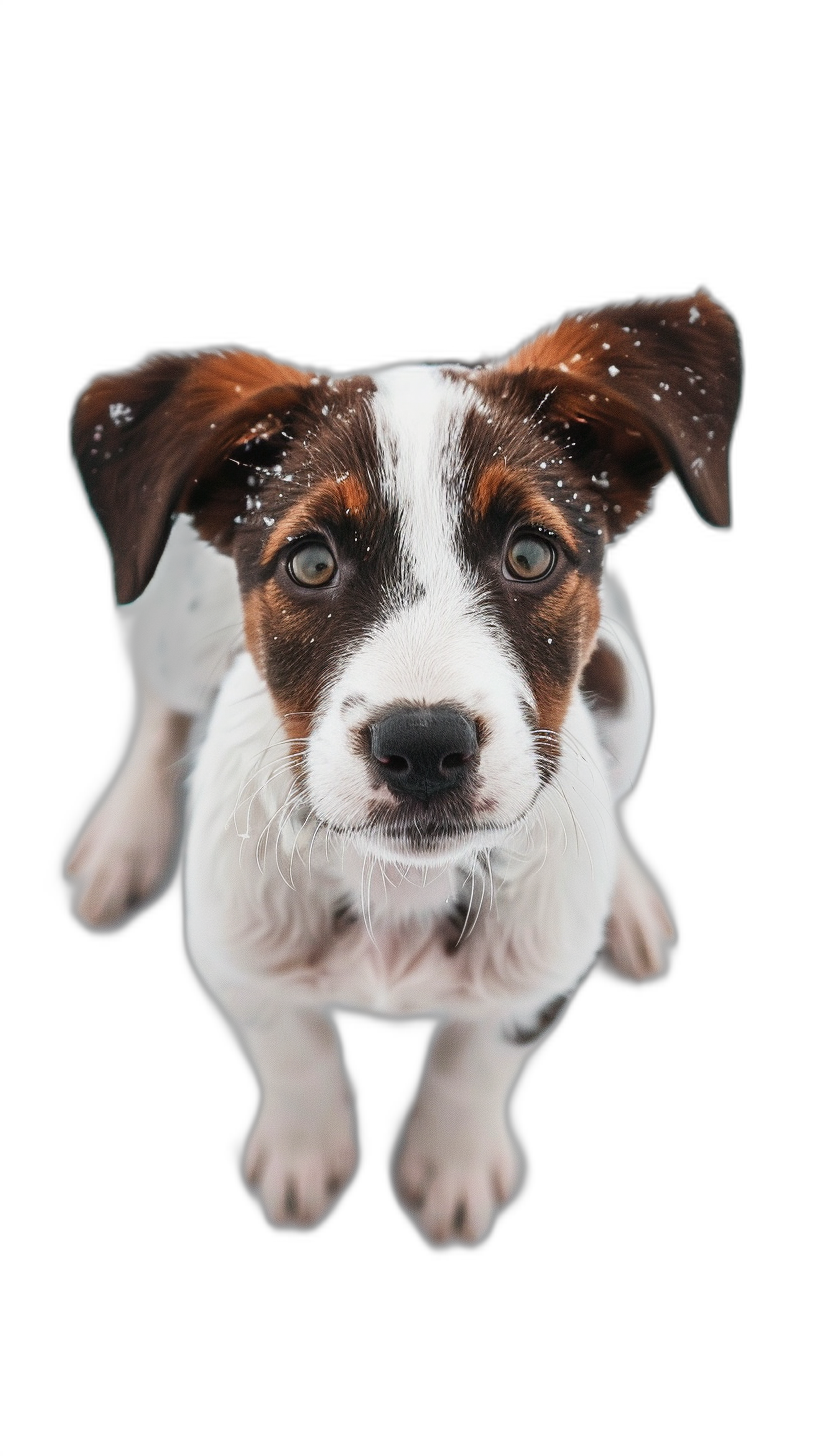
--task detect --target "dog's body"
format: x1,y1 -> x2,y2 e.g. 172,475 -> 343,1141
67,294 -> 740,1241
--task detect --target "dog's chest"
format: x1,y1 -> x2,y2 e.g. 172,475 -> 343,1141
187,830 -> 614,1020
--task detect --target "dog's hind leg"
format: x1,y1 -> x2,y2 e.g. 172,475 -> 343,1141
603,837 -> 676,980
66,684 -> 192,927
588,573 -> 675,979
66,518 -> 243,928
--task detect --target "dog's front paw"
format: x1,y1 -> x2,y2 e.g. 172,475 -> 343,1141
394,1098 -> 522,1245
243,1092 -> 358,1229
604,844 -> 676,980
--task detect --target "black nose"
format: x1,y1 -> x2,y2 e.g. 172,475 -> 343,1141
369,707 -> 478,801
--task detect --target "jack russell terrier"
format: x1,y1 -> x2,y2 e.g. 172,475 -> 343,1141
67,292 -> 741,1243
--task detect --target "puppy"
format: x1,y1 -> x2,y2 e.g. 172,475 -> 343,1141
67,292 -> 741,1243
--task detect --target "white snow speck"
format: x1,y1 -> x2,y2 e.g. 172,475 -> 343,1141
608,364 -> 620,377
689,305 -> 701,323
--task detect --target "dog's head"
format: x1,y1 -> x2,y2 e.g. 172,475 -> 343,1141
74,293 -> 741,866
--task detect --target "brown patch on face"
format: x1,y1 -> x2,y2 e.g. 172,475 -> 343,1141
470,462 -> 581,552
454,383 -> 606,760
258,474 -> 370,568
229,377 -> 412,743
339,471 -> 369,519
241,585 -> 317,745
471,461 -> 507,520
516,574 -> 601,743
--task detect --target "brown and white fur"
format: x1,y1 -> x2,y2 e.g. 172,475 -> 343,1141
66,293 -> 741,1243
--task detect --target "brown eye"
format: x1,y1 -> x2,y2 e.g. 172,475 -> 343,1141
287,539 -> 337,587
505,534 -> 557,581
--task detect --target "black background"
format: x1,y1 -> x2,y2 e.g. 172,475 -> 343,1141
44,212 -> 757,1333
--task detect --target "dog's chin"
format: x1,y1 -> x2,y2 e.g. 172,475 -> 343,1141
320,804 -> 528,870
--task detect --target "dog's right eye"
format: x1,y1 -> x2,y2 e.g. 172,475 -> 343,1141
287,539 -> 337,588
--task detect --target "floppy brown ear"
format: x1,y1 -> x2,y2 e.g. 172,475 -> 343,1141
502,291 -> 742,531
72,349 -> 312,603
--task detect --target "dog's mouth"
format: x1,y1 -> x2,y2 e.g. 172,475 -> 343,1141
318,794 -> 541,865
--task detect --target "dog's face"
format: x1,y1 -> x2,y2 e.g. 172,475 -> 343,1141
73,294 -> 741,866
231,364 -> 609,865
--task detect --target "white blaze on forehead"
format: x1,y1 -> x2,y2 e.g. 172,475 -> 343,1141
370,365 -> 471,589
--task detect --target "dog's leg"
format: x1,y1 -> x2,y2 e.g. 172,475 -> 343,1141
67,517 -> 243,928
236,1006 -> 358,1228
603,836 -> 676,980
586,576 -> 675,979
66,683 -> 192,928
394,1017 -> 540,1245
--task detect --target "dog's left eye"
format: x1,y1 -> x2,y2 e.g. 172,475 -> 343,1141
287,539 -> 337,588
504,534 -> 557,582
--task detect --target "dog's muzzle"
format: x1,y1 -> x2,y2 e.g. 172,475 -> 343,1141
369,707 -> 478,803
